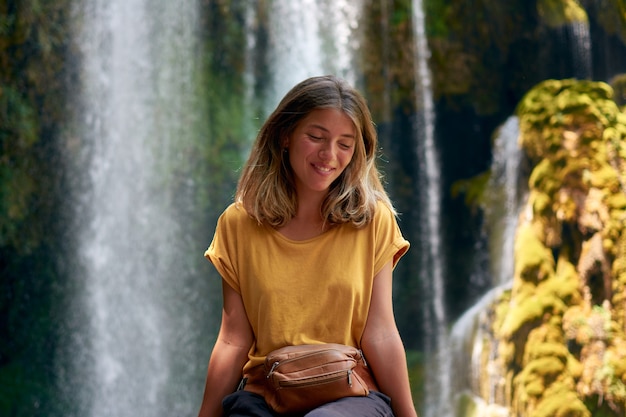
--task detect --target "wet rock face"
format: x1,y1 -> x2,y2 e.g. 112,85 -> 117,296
482,79 -> 626,417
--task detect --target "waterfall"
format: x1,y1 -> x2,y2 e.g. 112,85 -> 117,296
65,1 -> 205,416
568,19 -> 593,79
411,1 -> 450,416
264,0 -> 362,109
485,116 -> 525,287
448,116 -> 525,415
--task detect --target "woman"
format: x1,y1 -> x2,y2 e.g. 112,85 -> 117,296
197,75 -> 416,417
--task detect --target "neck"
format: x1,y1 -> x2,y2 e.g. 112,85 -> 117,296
295,191 -> 325,223
276,192 -> 328,241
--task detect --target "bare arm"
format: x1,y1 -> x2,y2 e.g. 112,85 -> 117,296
361,261 -> 418,417
197,279 -> 254,417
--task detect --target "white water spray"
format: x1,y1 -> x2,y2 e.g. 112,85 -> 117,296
448,116 -> 525,415
486,116 -> 525,286
68,1 -> 203,416
569,19 -> 593,79
411,1 -> 450,416
265,0 -> 362,107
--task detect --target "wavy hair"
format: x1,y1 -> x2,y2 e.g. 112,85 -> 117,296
235,75 -> 394,228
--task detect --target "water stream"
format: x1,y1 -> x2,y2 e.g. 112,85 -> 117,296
448,116 -> 524,414
67,1 -> 204,416
486,116 -> 525,287
410,1 -> 450,416
264,0 -> 362,109
567,19 -> 593,80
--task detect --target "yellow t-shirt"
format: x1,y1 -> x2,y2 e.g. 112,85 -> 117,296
205,200 -> 410,372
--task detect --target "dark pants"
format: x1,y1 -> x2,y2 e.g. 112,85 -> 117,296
223,390 -> 394,417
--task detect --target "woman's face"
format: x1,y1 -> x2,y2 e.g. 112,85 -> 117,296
285,108 -> 356,198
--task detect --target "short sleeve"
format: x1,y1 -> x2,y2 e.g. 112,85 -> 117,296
373,201 -> 410,275
204,204 -> 241,293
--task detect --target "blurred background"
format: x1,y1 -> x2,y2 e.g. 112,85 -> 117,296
1,0 -> 625,416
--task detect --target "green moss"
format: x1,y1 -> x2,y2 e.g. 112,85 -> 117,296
534,389 -> 590,417
525,341 -> 569,363
595,0 -> 626,44
508,78 -> 626,416
537,0 -> 588,28
610,73 -> 626,106
451,170 -> 491,210
589,164 -> 621,192
607,193 -> 626,209
455,391 -> 479,417
529,159 -> 562,195
529,189 -> 552,216
515,223 -> 555,282
500,294 -> 545,338
516,356 -> 565,395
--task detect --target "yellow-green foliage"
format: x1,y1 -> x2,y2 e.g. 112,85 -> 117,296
607,193 -> 626,210
533,388 -> 590,417
0,1 -> 74,254
612,230 -> 626,335
554,252 -> 583,304
514,223 -> 555,283
536,0 -> 588,28
611,74 -> 626,106
596,1 -> 626,45
498,290 -> 544,340
455,391 -> 479,417
529,159 -> 562,196
517,356 -> 565,396
517,79 -> 615,160
450,170 -> 491,210
491,79 -> 626,416
512,324 -> 587,417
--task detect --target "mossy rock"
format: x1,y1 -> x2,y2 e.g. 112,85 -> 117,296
533,388 -> 590,417
514,222 -> 555,283
610,73 -> 626,106
494,79 -> 626,416
536,0 -> 588,28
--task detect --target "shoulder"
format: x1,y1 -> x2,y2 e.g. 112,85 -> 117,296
373,199 -> 396,224
218,202 -> 264,226
220,202 -> 250,223
371,199 -> 406,242
216,202 -> 265,236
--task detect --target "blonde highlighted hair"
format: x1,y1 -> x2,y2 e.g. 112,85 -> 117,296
235,75 -> 394,228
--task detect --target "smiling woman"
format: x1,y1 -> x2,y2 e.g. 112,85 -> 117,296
197,75 -> 416,417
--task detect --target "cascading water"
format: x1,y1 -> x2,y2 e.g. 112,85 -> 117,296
64,1 -> 207,416
410,1 -> 449,416
448,116 -> 526,416
486,116 -> 525,287
263,0 -> 362,109
566,19 -> 593,80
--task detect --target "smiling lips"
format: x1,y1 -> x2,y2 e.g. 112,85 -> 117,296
312,163 -> 335,175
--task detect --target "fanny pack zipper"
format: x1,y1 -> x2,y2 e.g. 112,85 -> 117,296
266,349 -> 359,378
276,368 -> 355,388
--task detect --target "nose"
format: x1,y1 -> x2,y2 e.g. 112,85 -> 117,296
318,142 -> 333,160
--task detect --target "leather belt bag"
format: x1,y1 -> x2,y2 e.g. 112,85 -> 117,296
242,343 -> 376,414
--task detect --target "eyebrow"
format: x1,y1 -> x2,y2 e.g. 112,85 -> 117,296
308,123 -> 356,139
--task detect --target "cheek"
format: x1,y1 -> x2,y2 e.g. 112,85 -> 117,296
341,149 -> 356,166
